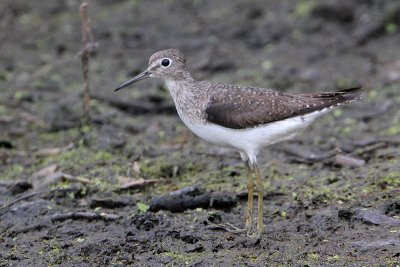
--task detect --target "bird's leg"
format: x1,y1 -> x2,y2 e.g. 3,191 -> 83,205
208,160 -> 259,236
253,163 -> 264,238
214,160 -> 254,234
244,160 -> 254,235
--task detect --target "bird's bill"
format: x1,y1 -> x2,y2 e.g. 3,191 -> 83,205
114,70 -> 150,91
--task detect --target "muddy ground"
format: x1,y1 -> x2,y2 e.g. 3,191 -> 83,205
1,0 -> 400,266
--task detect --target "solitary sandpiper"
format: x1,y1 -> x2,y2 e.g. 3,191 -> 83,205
114,49 -> 362,238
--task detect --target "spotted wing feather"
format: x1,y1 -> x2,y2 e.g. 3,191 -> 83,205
205,85 -> 362,129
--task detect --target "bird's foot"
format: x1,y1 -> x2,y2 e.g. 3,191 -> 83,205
246,229 -> 262,240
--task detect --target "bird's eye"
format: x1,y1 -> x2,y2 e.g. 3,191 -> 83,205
161,58 -> 170,67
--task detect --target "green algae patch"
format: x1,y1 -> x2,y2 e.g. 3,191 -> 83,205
295,1 -> 315,17
40,146 -> 114,174
376,171 -> 400,189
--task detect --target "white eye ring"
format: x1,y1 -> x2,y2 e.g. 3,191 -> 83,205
161,58 -> 171,68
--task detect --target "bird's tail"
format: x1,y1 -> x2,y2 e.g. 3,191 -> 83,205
300,86 -> 363,104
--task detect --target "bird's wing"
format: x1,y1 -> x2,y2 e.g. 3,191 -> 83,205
204,84 -> 362,129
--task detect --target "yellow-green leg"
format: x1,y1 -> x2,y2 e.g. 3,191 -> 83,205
212,160 -> 263,238
254,164 -> 264,238
244,160 -> 254,235
219,160 -> 254,234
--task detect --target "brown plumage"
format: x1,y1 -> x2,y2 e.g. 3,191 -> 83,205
205,85 -> 362,129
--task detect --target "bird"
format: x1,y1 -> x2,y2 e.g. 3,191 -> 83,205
114,48 -> 362,238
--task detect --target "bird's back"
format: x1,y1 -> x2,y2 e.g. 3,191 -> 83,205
202,83 -> 362,130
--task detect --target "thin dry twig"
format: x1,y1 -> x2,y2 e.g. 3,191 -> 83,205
280,144 -> 339,163
79,1 -> 97,117
118,177 -> 165,190
62,174 -> 93,185
8,223 -> 48,237
34,143 -> 74,157
353,142 -> 387,156
51,211 -> 120,222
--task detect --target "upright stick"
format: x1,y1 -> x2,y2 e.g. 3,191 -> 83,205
80,2 -> 91,117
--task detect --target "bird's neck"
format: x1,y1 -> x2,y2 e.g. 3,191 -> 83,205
164,78 -> 207,123
164,78 -> 197,100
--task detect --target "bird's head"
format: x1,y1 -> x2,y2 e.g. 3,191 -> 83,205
115,49 -> 190,92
